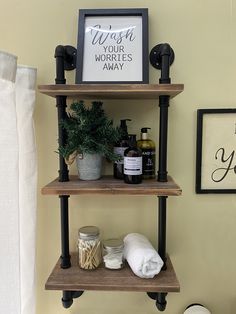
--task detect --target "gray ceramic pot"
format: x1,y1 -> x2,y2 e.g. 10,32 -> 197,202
76,153 -> 102,180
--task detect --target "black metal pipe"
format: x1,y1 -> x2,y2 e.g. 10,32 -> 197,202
55,45 -> 82,306
60,195 -> 71,269
148,43 -> 173,312
62,291 -> 73,308
158,44 -> 172,84
157,96 -> 169,182
55,45 -> 69,182
160,57 -> 170,84
55,45 -> 66,84
62,290 -> 84,308
158,196 -> 167,268
56,96 -> 69,182
156,293 -> 167,311
157,44 -> 171,182
146,291 -> 168,311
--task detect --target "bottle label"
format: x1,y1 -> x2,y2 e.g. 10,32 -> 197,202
142,150 -> 155,175
124,157 -> 142,175
114,147 -> 128,164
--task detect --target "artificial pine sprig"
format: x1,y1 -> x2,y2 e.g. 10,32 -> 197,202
58,101 -> 122,163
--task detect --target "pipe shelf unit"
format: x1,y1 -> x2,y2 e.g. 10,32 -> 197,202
38,43 -> 184,312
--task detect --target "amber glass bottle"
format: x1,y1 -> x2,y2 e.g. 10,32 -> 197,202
113,119 -> 131,179
124,134 -> 142,184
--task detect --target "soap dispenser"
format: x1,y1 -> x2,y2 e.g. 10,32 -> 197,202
137,127 -> 156,179
124,134 -> 142,184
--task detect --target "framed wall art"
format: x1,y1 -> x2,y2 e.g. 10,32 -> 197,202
196,108 -> 236,193
76,8 -> 149,84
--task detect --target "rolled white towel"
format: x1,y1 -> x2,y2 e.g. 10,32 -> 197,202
124,233 -> 164,278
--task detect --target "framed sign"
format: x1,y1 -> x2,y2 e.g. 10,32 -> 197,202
76,8 -> 149,84
196,109 -> 236,193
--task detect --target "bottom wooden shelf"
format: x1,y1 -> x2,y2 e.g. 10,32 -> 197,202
45,253 -> 180,293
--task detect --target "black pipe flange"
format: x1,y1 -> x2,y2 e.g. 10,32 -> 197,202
72,291 -> 84,299
62,291 -> 84,308
147,292 -> 168,311
149,43 -> 175,70
147,292 -> 158,300
64,45 -> 77,71
62,292 -> 73,309
55,45 -> 77,71
156,293 -> 167,311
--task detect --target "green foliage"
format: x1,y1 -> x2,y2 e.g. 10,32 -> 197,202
59,101 -> 122,162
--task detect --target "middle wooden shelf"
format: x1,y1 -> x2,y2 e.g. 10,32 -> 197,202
42,175 -> 182,196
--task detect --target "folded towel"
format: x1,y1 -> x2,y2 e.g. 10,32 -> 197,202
123,233 -> 164,278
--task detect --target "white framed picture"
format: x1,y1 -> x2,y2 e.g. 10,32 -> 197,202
196,108 -> 236,193
76,8 -> 149,84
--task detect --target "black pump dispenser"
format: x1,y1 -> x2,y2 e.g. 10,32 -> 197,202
113,119 -> 131,179
120,119 -> 131,134
141,127 -> 150,134
128,134 -> 136,147
142,127 -> 150,132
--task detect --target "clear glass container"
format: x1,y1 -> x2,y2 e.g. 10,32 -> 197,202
78,226 -> 102,270
103,238 -> 124,270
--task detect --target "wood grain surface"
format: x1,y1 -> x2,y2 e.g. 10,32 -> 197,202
45,252 -> 180,292
38,84 -> 184,99
41,175 -> 182,196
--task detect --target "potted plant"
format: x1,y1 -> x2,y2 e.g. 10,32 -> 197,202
59,100 -> 121,180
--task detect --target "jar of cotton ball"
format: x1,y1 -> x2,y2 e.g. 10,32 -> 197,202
103,238 -> 124,270
78,226 -> 102,270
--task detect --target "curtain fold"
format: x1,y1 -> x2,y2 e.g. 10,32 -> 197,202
0,52 -> 37,314
0,51 -> 20,314
16,65 -> 37,314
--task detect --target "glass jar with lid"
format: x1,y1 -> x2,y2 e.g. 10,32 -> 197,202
103,238 -> 124,270
78,226 -> 102,270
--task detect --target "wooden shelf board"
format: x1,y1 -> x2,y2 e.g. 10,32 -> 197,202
41,175 -> 182,196
45,252 -> 180,292
38,84 -> 184,99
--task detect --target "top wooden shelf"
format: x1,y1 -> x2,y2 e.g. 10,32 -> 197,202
38,84 -> 184,99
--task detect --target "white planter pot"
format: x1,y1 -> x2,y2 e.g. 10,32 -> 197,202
76,153 -> 102,180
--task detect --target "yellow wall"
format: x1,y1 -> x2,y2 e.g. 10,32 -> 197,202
1,0 -> 236,313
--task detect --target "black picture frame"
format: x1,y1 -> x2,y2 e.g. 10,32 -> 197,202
196,108 -> 236,194
76,8 -> 149,84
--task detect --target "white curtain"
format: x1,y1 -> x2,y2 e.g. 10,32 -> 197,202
0,51 -> 37,314
16,65 -> 37,314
